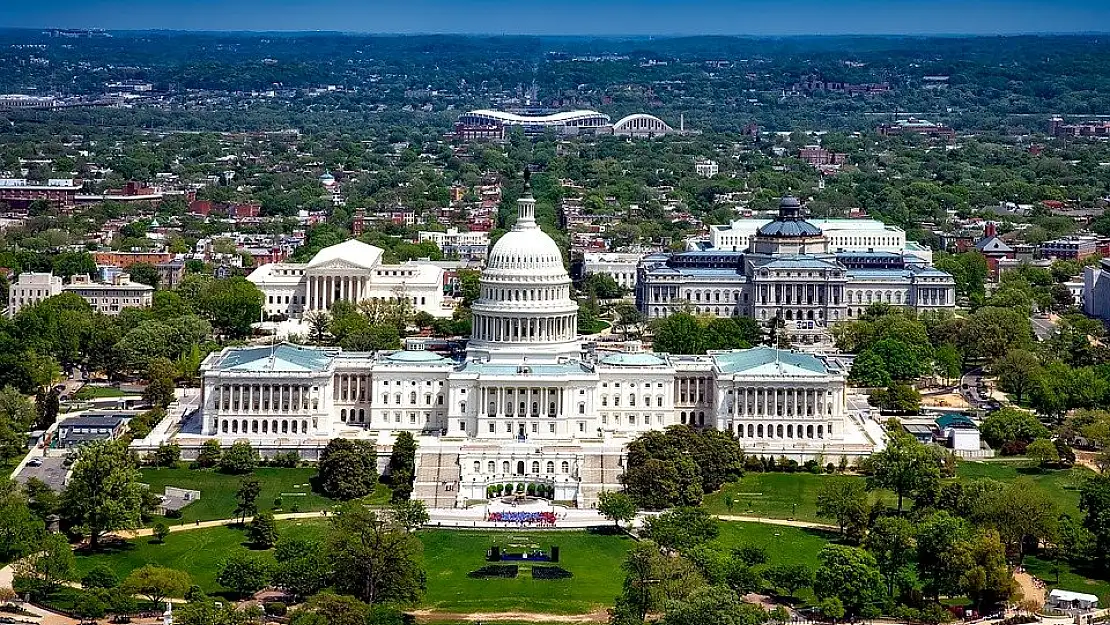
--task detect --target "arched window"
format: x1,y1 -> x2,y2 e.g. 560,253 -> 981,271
757,424 -> 764,437
409,392 -> 417,404
502,461 -> 510,473
531,461 -> 540,474
340,409 -> 347,422
474,461 -> 481,473
358,409 -> 365,422
776,424 -> 784,438
546,461 -> 555,474
787,424 -> 793,438
561,461 -> 570,473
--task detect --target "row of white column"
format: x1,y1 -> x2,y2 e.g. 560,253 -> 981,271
481,386 -> 565,417
307,274 -> 368,311
726,386 -> 836,417
335,374 -> 370,403
473,314 -> 576,343
213,383 -> 315,414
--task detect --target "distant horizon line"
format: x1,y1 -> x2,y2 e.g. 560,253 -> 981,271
4,27 -> 1110,38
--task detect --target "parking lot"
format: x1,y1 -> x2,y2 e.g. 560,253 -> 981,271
14,455 -> 70,491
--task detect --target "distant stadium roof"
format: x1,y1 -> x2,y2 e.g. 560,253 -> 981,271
459,109 -> 611,127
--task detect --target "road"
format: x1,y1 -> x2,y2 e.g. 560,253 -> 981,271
959,367 -> 993,409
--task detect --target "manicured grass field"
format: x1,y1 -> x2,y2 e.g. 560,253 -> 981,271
712,521 -> 833,569
74,517 -> 832,615
702,461 -> 1094,523
138,466 -> 389,523
703,472 -> 881,522
954,460 -> 1095,517
76,523 -> 635,613
419,528 -> 634,614
73,385 -> 130,399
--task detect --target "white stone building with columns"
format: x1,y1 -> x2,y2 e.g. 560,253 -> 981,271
179,184 -> 879,509
247,239 -> 451,320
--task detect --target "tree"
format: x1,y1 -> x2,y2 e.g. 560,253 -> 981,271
1026,438 -> 1060,468
273,536 -> 330,600
816,478 -> 871,543
764,563 -> 815,598
849,351 -> 891,388
934,344 -> 963,384
0,484 -> 44,563
869,383 -> 921,414
1080,475 -> 1110,566
217,552 -> 272,598
121,565 -> 191,606
61,439 -> 145,549
143,357 -> 177,409
865,515 -> 917,596
813,544 -> 884,617
818,597 -> 846,623
290,592 -> 370,625
867,429 -> 942,512
219,441 -> 259,474
584,273 -> 625,299
234,477 -> 262,525
597,491 -> 637,528
327,503 -> 425,605
618,541 -> 702,621
153,521 -> 170,544
643,507 -> 719,553
128,263 -> 162,289
318,439 -> 378,500
962,529 -> 1017,613
196,277 -> 264,339
12,530 -> 72,596
916,512 -> 972,600
387,431 -> 417,502
248,511 -> 278,548
81,564 -> 120,589
154,442 -> 181,467
659,585 -> 767,625
703,317 -> 757,351
0,386 -> 36,461
196,439 -> 221,468
389,499 -> 429,533
994,349 -> 1042,403
652,313 -> 704,354
980,407 -> 1050,448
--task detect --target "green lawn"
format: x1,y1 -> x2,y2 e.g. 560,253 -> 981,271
704,472 -> 886,522
138,466 -> 389,523
712,521 -> 833,569
73,385 -> 130,399
1024,555 -> 1110,607
419,529 -> 634,614
76,524 -> 635,614
701,462 -> 1094,523
954,461 -> 1095,517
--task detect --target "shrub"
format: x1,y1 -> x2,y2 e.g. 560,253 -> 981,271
269,451 -> 301,468
164,508 -> 183,519
81,564 -> 119,589
1000,440 -> 1029,456
526,483 -> 536,496
532,566 -> 573,580
273,497 -> 283,509
467,564 -> 518,578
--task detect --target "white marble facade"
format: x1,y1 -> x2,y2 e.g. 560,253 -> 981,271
191,187 -> 876,508
248,239 -> 450,320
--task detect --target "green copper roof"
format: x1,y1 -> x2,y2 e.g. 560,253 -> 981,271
216,344 -> 337,373
712,347 -> 827,376
599,352 -> 668,367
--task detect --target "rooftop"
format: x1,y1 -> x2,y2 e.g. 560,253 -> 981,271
712,347 -> 829,376
210,343 -> 339,373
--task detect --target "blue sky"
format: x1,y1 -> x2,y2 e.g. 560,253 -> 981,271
2,0 -> 1109,35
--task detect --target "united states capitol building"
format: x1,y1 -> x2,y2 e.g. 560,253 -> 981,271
156,187 -> 881,509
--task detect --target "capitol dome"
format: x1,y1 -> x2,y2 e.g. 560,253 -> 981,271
467,176 -> 580,364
